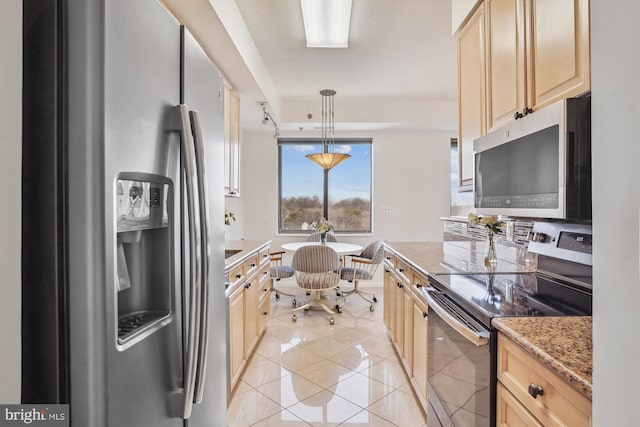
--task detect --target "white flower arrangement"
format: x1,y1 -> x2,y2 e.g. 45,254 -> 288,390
310,218 -> 334,234
468,213 -> 503,234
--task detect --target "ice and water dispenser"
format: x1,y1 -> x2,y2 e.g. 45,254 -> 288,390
115,172 -> 174,349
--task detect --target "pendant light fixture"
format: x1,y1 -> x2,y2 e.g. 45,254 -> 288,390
306,89 -> 350,170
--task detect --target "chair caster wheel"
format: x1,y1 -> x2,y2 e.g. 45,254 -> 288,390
336,293 -> 341,297
335,305 -> 342,313
369,305 -> 375,312
292,314 -> 297,322
373,296 -> 378,303
276,293 -> 280,299
329,317 -> 335,325
292,299 -> 297,307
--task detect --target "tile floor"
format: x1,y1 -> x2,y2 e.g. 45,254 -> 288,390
227,282 -> 427,427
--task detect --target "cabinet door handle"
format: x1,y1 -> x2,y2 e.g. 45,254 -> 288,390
236,274 -> 241,279
251,263 -> 256,268
244,282 -> 252,289
423,311 -> 428,318
523,107 -> 533,116
416,284 -> 423,288
514,111 -> 524,120
528,383 -> 544,399
397,283 -> 403,289
263,312 -> 268,316
398,268 -> 404,273
263,288 -> 268,292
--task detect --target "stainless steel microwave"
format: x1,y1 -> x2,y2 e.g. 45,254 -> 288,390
473,96 -> 591,220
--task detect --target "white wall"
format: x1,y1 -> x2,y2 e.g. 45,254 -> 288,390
592,1 -> 640,425
236,128 -> 454,251
0,0 -> 22,404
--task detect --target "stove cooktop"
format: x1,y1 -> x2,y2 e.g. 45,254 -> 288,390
428,272 -> 592,324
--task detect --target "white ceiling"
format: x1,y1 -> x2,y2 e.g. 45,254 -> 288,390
234,0 -> 457,100
165,0 -> 459,132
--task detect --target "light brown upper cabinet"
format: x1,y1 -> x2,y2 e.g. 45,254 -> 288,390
224,80 -> 241,197
457,3 -> 486,192
457,0 -> 590,190
527,0 -> 590,111
486,0 -> 590,132
486,0 -> 527,131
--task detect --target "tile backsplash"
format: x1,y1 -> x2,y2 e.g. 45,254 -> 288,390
442,217 -> 534,249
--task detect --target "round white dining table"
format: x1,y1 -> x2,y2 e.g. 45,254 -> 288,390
281,241 -> 362,255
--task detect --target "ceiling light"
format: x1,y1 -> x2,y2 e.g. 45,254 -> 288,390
306,90 -> 350,170
301,0 -> 352,48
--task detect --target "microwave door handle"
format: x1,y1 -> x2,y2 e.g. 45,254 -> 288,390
189,110 -> 212,405
178,104 -> 202,419
424,290 -> 490,347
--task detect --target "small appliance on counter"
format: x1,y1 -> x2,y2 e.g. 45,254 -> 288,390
423,221 -> 592,427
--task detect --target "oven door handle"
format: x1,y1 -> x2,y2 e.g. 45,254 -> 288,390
425,289 -> 490,347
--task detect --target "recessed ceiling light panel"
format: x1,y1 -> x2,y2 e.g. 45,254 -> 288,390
301,0 -> 352,48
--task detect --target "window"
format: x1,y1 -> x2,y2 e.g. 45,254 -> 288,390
278,138 -> 372,234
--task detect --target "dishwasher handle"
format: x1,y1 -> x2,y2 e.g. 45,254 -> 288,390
425,289 -> 490,347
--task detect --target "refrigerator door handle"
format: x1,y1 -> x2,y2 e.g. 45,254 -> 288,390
189,110 -> 212,404
178,104 -> 202,419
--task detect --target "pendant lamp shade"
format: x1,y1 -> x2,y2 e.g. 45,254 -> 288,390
305,152 -> 350,169
307,89 -> 350,170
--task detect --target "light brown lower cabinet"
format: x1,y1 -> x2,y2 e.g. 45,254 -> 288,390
497,333 -> 592,426
383,254 -> 428,415
228,285 -> 245,390
227,245 -> 271,399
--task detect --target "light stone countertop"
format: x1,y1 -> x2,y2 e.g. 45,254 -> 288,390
383,241 -> 534,276
224,240 -> 270,270
492,316 -> 592,401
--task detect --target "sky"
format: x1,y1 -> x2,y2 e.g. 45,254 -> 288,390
280,143 -> 371,202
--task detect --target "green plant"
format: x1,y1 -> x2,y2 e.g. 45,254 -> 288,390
224,209 -> 236,226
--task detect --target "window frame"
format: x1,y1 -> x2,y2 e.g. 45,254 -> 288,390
278,138 -> 373,235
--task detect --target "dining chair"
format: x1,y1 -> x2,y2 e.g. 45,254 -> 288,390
290,245 -> 342,325
306,232 -> 337,242
339,239 -> 384,311
269,250 -> 297,307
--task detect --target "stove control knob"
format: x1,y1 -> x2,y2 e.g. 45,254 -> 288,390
527,231 -> 547,242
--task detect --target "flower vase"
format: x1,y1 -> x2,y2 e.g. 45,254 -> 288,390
484,231 -> 498,267
320,232 -> 327,244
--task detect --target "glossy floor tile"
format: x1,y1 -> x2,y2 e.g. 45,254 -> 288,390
227,283 -> 427,427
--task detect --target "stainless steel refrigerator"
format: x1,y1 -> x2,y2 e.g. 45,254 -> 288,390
22,0 -> 227,426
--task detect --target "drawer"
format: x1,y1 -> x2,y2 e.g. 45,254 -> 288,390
258,247 -> 270,266
384,250 -> 395,267
227,263 -> 244,288
496,382 -> 544,427
395,258 -> 412,284
257,266 -> 270,306
497,334 -> 592,427
257,292 -> 270,334
244,253 -> 260,277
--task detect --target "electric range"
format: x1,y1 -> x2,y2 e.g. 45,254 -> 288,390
423,222 -> 593,427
